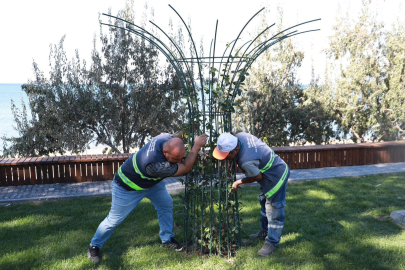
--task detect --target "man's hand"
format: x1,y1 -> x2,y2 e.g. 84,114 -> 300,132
231,180 -> 241,193
231,174 -> 263,193
194,134 -> 208,148
172,133 -> 207,176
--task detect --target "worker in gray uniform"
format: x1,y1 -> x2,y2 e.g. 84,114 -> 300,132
213,132 -> 289,256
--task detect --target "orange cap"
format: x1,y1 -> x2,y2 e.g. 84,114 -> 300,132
213,147 -> 230,160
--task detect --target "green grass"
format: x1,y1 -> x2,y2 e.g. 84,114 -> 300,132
1,173 -> 405,270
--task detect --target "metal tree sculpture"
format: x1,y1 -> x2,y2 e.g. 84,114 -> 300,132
101,6 -> 319,258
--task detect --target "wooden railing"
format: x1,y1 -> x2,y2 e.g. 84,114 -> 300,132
0,154 -> 131,186
273,141 -> 405,169
1,141 -> 404,186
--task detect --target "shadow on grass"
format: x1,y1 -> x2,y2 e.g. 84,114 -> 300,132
236,173 -> 405,270
0,196 -> 167,269
1,173 -> 404,269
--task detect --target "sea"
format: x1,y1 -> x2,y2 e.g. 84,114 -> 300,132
0,84 -> 30,148
0,84 -> 106,155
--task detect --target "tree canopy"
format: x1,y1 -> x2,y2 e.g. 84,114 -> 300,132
2,1 -> 404,157
233,8 -> 336,146
323,0 -> 405,142
3,6 -> 185,157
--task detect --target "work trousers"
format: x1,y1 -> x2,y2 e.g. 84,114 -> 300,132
90,180 -> 174,248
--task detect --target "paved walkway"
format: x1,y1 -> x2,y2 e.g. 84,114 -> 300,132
1,162 -> 405,204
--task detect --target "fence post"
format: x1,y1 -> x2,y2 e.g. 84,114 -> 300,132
17,158 -> 26,185
5,159 -> 13,186
23,158 -> 32,185
0,158 -> 8,186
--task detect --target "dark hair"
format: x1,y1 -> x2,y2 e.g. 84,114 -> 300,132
229,145 -> 238,155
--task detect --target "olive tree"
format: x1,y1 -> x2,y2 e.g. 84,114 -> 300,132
233,8 -> 335,146
325,1 -> 387,142
3,6 -> 185,157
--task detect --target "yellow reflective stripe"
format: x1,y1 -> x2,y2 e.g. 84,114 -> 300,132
118,167 -> 146,191
265,166 -> 289,199
260,150 -> 275,173
132,153 -> 159,181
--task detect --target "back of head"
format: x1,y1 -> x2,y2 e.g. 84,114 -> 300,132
164,138 -> 185,156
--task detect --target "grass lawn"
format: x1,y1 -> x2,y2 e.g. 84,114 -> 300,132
1,173 -> 404,270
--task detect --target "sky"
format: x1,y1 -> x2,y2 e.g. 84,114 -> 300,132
0,0 -> 403,85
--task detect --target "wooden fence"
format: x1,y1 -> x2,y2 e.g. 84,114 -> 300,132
272,140 -> 405,170
1,141 -> 404,186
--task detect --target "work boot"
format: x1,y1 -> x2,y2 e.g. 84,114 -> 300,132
161,237 -> 184,251
249,230 -> 267,239
257,243 -> 277,256
87,246 -> 101,263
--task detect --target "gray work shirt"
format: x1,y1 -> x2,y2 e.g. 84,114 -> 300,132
240,159 -> 260,178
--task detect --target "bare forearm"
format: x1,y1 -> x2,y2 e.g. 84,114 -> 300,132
231,173 -> 262,193
181,145 -> 201,173
172,133 -> 207,176
235,177 -> 258,186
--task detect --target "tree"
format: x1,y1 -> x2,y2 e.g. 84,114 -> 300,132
324,0 -> 405,142
3,5 -> 185,157
325,0 -> 388,142
379,18 -> 405,140
233,8 -> 335,146
297,62 -> 338,144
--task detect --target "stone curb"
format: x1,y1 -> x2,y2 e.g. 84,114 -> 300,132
390,210 -> 405,226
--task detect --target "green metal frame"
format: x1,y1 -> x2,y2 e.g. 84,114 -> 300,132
101,6 -> 319,258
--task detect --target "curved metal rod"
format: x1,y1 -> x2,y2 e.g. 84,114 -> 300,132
228,35 -> 290,104
250,30 -> 304,63
249,29 -> 320,63
229,23 -> 321,102
169,4 -> 206,132
208,20 -> 218,143
175,56 -> 247,61
221,8 -> 265,87
210,20 -> 218,102
148,20 -> 200,110
226,23 -> 276,94
101,14 -> 198,113
222,39 -> 256,97
247,18 -> 321,56
280,28 -> 321,38
207,32 -> 215,253
212,38 -> 239,114
100,21 -> 193,113
230,34 -> 296,102
103,13 -> 199,116
221,40 -> 251,92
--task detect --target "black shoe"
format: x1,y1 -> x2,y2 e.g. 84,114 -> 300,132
249,230 -> 267,239
257,243 -> 277,256
87,246 -> 101,263
161,237 -> 184,251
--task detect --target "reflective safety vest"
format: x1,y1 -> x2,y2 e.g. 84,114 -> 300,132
235,132 -> 289,199
115,133 -> 173,190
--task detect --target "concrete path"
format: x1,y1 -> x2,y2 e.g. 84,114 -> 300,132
1,162 -> 404,204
